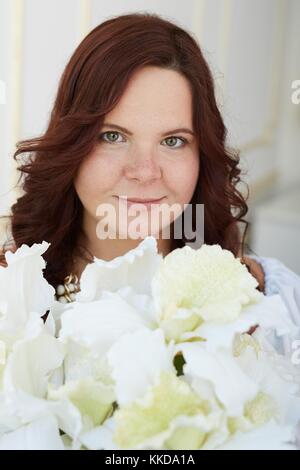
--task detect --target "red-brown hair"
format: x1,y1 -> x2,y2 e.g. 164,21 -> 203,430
1,12 -> 249,288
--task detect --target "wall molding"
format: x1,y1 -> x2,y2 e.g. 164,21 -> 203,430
238,0 -> 288,154
79,0 -> 91,40
9,0 -> 24,206
217,0 -> 233,100
192,0 -> 206,45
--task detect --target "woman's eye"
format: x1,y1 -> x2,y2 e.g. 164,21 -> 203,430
98,131 -> 187,148
163,136 -> 187,149
99,131 -> 124,143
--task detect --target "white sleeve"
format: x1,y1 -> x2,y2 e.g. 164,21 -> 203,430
247,254 -> 300,355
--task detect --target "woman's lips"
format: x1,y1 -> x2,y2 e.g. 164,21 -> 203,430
115,196 -> 166,209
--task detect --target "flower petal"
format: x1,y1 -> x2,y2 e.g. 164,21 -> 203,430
218,420 -> 296,450
0,415 -> 65,450
59,295 -> 149,358
77,236 -> 161,301
107,328 -> 175,406
178,343 -> 258,416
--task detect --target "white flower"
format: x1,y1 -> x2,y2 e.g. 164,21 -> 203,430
77,236 -> 162,302
105,329 -> 225,450
0,416 -> 65,450
112,373 -> 224,450
235,330 -> 300,427
57,293 -> 154,415
59,294 -> 150,359
48,377 -> 115,430
0,242 -> 55,349
107,329 -> 175,406
151,244 -> 262,341
80,417 -> 117,450
178,342 -> 258,417
0,237 -> 299,450
181,294 -> 298,352
0,319 -> 82,444
3,328 -> 64,397
217,420 -> 296,450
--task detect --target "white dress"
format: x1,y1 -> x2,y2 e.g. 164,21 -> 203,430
248,254 -> 300,356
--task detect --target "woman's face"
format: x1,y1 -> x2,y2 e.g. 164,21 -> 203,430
74,66 -> 200,240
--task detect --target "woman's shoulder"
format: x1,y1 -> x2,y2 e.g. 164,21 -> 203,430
0,239 -> 17,268
240,255 -> 265,293
0,217 -> 16,267
247,253 -> 300,331
246,254 -> 300,296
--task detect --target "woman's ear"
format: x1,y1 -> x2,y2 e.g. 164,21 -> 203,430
241,256 -> 265,293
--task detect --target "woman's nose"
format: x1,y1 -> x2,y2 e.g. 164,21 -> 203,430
124,148 -> 162,182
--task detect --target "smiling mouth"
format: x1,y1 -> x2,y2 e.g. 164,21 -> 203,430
114,195 -> 166,208
117,196 -> 165,203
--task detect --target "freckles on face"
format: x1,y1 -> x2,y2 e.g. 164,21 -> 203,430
163,151 -> 200,207
74,66 -> 201,221
73,147 -> 123,216
74,142 -> 200,219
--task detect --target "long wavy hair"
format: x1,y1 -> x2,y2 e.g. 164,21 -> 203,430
1,12 -> 249,289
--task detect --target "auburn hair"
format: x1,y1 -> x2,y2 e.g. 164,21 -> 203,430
1,12 -> 249,289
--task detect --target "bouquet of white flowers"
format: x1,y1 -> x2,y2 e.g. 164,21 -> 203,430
0,237 -> 299,450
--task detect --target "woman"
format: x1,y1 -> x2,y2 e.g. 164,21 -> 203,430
0,13 -> 299,326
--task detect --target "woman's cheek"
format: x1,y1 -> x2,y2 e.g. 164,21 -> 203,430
76,151 -> 120,198
166,155 -> 199,203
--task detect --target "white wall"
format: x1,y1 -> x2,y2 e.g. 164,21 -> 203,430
249,0 -> 300,270
0,0 -> 16,214
1,0 -> 299,265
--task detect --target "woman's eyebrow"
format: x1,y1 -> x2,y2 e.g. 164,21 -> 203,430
102,122 -> 195,137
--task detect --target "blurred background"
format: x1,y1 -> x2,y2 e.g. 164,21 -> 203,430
0,0 -> 299,272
